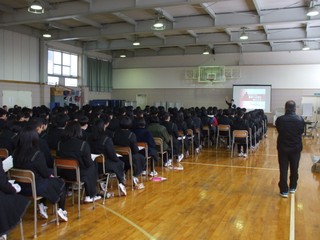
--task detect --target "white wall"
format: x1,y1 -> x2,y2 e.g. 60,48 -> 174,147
0,29 -> 39,82
113,65 -> 320,89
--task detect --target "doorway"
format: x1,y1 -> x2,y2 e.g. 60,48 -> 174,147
136,94 -> 147,109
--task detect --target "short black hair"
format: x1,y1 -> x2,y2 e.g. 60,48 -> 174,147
285,100 -> 296,113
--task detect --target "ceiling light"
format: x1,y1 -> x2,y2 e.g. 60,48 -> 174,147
120,53 -> 126,58
42,31 -> 51,38
202,48 -> 210,55
307,0 -> 319,16
302,43 -> 310,51
239,27 -> 248,40
28,0 -> 44,14
133,40 -> 140,46
133,36 -> 140,46
151,13 -> 166,31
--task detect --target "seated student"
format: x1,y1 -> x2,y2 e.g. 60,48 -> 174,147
185,110 -> 201,153
28,117 -> 54,168
0,161 -> 30,240
161,112 -> 183,162
87,117 -> 127,196
56,121 -> 101,203
0,117 -> 22,155
113,116 -> 146,189
0,108 -> 7,131
233,109 -> 250,158
13,127 -> 68,221
47,113 -> 70,150
173,111 -> 189,158
132,117 -> 159,177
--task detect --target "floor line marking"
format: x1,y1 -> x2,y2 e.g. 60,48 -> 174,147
290,194 -> 295,240
182,161 -> 279,171
97,203 -> 156,240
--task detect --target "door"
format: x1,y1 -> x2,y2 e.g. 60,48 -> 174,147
136,94 -> 147,109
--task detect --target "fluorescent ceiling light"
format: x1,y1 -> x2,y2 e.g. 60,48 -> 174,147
42,32 -> 51,38
151,14 -> 166,31
202,49 -> 210,55
239,27 -> 248,40
133,41 -> 140,46
120,53 -> 126,58
307,6 -> 319,16
28,0 -> 44,14
307,1 -> 319,16
302,44 -> 310,51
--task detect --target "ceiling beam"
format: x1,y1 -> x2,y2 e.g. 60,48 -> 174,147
112,12 -> 137,25
200,3 -> 216,19
154,8 -> 175,22
73,16 -> 103,28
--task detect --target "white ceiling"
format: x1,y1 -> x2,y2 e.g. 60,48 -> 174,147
0,0 -> 320,58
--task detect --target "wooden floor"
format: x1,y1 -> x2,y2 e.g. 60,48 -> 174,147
9,127 -> 320,240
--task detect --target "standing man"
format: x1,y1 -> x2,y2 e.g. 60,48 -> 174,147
275,100 -> 304,198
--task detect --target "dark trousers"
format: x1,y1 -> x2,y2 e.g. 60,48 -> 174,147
277,149 -> 301,193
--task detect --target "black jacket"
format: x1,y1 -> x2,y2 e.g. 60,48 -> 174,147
276,112 -> 304,152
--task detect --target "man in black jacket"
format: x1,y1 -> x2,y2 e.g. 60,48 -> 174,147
276,100 -> 304,198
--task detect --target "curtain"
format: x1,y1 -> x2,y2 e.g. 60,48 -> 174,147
87,58 -> 113,92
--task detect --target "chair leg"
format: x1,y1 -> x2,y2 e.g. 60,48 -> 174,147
34,200 -> 37,238
55,203 -> 59,226
103,174 -> 110,204
19,219 -> 24,240
77,187 -> 81,218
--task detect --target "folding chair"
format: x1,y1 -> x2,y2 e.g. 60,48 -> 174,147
9,168 -> 59,238
216,124 -> 231,149
186,129 -> 195,156
202,125 -> 210,147
0,148 -> 9,160
231,130 -> 249,157
307,121 -> 319,138
154,137 -> 168,173
53,158 -> 94,219
95,154 -> 120,204
195,128 -> 202,150
114,146 -> 135,191
137,142 -> 152,181
177,130 -> 185,157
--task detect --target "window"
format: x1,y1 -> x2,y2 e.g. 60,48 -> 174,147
48,49 -> 79,86
47,76 -> 59,85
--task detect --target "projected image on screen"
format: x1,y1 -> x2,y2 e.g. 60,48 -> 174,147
240,89 -> 266,109
233,85 -> 271,112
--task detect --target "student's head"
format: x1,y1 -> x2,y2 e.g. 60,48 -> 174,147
135,117 -> 146,128
119,116 -> 132,129
28,117 -> 47,134
61,121 -> 82,139
16,126 -> 39,151
53,113 -> 70,128
0,108 -> 7,119
285,100 -> 296,114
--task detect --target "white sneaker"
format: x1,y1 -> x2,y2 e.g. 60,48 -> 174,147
133,176 -> 139,185
243,153 -> 248,158
238,152 -> 243,157
149,170 -> 158,177
119,183 -> 127,196
38,203 -> 48,219
177,154 -> 184,162
135,183 -> 145,190
57,208 -> 68,222
164,159 -> 172,167
84,195 -> 101,203
141,170 -> 147,176
0,234 -> 7,240
195,148 -> 200,154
